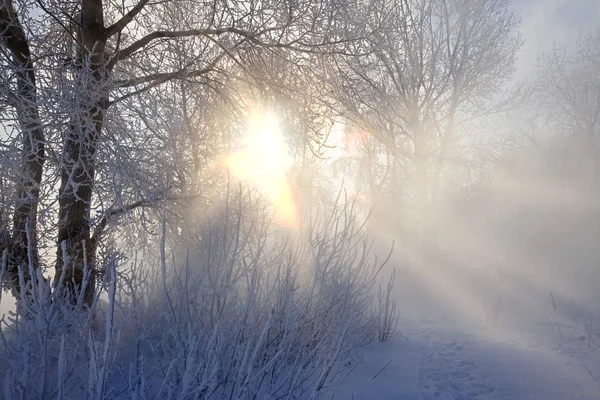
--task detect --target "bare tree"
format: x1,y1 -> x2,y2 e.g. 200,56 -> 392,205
0,0 -> 46,294
332,0 -> 521,239
535,30 -> 600,191
0,0 -> 362,306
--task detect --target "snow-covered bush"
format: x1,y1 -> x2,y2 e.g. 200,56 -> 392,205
0,187 -> 391,399
376,269 -> 399,342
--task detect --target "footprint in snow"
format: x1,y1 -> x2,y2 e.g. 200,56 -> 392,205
417,338 -> 502,400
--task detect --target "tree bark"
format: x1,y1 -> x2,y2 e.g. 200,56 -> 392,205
55,0 -> 107,306
0,0 -> 45,295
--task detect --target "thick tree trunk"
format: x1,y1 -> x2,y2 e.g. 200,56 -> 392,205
55,0 -> 107,307
0,0 -> 45,295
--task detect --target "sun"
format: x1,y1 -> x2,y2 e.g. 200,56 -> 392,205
222,107 -> 300,230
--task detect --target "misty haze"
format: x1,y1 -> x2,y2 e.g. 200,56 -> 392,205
0,0 -> 599,399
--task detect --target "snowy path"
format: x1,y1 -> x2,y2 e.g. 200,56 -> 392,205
417,330 -> 498,400
462,331 -> 600,399
325,340 -> 423,400
327,324 -> 600,400
325,265 -> 600,400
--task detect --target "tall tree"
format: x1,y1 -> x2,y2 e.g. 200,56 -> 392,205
535,30 -> 600,191
0,0 -> 360,306
333,0 -> 521,239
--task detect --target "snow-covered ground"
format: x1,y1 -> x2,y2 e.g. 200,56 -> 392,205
324,240 -> 600,400
327,321 -> 600,399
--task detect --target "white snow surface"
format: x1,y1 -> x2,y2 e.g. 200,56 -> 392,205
323,263 -> 600,400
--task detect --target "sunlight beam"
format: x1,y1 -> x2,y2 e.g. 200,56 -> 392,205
222,107 -> 300,230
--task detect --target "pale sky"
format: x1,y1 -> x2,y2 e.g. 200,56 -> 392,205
514,0 -> 600,77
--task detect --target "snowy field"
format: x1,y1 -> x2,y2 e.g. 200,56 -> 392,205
326,265 -> 600,400
2,0 -> 600,398
325,181 -> 600,400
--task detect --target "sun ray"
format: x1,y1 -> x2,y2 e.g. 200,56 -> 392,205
222,107 -> 300,230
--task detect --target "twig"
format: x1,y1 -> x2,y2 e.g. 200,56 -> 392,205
372,358 -> 392,380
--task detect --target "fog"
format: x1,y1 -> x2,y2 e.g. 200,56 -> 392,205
1,0 -> 600,398
380,140 -> 600,333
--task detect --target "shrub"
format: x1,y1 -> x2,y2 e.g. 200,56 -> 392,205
0,187 -> 393,399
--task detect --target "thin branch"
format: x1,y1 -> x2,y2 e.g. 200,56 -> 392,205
111,66 -> 214,105
108,27 -> 256,69
91,194 -> 204,245
103,0 -> 152,39
91,199 -> 151,245
116,65 -> 213,88
34,0 -> 78,43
